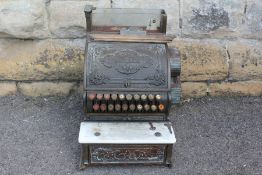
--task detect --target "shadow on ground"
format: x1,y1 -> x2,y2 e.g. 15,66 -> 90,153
0,95 -> 261,175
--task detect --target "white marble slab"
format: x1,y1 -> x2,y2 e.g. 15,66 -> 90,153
78,122 -> 176,144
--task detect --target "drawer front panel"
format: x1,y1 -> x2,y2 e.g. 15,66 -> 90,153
90,144 -> 166,164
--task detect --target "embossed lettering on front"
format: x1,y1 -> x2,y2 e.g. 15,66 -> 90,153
100,49 -> 153,75
90,145 -> 165,163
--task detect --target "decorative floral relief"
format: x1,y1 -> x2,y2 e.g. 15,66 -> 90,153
91,146 -> 164,162
145,65 -> 166,86
88,69 -> 109,85
87,43 -> 167,87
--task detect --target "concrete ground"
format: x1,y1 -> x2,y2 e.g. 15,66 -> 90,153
0,94 -> 261,175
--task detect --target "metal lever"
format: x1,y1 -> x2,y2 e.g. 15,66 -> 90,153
149,122 -> 156,130
164,123 -> 172,134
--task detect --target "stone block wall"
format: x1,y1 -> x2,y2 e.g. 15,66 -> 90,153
0,0 -> 261,98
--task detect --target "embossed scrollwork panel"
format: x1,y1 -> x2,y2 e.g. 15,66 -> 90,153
86,42 -> 168,90
90,145 -> 165,163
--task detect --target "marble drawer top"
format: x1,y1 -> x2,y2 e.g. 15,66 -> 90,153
79,121 -> 176,144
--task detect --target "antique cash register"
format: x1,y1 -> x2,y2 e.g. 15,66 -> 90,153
78,5 -> 181,168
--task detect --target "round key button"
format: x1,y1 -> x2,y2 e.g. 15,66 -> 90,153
96,94 -> 103,100
134,94 -> 140,101
144,104 -> 150,111
158,104 -> 165,111
119,94 -> 125,100
126,94 -> 133,101
100,104 -> 107,111
155,95 -> 161,100
141,94 -> 147,101
129,104 -> 136,111
88,93 -> 96,100
151,105 -> 157,111
148,94 -> 154,101
108,104 -> 114,112
111,94 -> 118,101
137,104 -> 143,111
122,103 -> 128,111
104,94 -> 110,100
115,104 -> 121,111
93,104 -> 100,111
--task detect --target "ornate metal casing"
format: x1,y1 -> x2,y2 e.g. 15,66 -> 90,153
79,6 -> 180,169
83,6 -> 181,121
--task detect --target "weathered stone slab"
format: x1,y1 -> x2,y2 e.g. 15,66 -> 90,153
0,82 -> 17,96
170,39 -> 228,81
228,40 -> 262,81
0,0 -> 49,39
210,81 -> 262,96
0,39 -> 85,81
112,0 -> 180,36
241,0 -> 262,39
182,82 -> 207,98
181,0 -> 246,38
17,82 -> 76,97
49,0 -> 111,38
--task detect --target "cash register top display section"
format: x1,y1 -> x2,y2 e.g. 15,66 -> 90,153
84,6 -> 172,91
84,6 -> 167,34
